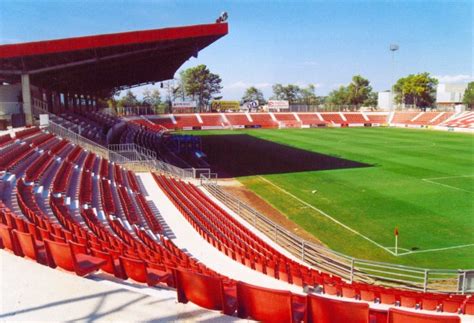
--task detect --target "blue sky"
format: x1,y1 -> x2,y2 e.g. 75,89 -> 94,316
0,0 -> 472,100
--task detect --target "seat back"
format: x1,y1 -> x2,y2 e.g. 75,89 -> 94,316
119,256 -> 147,283
236,281 -> 294,323
91,248 -> 115,274
388,308 -> 460,323
44,239 -> 74,271
0,223 -> 16,252
14,230 -> 38,260
306,293 -> 369,323
174,269 -> 225,311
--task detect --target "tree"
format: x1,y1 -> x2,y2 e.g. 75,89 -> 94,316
271,84 -> 301,103
241,86 -> 266,104
326,86 -> 349,106
300,84 -> 319,106
180,65 -> 222,111
118,90 -> 139,107
347,75 -> 374,108
393,73 -> 438,109
462,82 -> 474,110
142,88 -> 162,113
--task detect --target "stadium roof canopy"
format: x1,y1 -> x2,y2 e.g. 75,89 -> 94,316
0,22 -> 228,94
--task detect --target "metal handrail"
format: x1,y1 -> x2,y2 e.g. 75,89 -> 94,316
200,174 -> 472,294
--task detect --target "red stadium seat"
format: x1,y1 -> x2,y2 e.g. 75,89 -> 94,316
464,299 -> 474,315
305,293 -> 369,323
174,269 -> 236,315
442,299 -> 463,313
387,308 -> 460,323
13,229 -> 48,265
90,248 -> 126,279
236,281 -> 304,323
44,239 -> 105,276
0,223 -> 22,255
119,256 -> 171,287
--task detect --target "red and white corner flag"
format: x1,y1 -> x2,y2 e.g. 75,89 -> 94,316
394,227 -> 399,255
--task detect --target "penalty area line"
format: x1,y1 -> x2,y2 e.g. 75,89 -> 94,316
421,178 -> 473,193
257,176 -> 396,256
396,243 -> 474,256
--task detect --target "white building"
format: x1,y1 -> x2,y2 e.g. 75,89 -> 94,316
436,83 -> 467,108
377,91 -> 394,110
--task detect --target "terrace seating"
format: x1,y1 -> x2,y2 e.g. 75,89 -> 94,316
364,113 -> 388,124
174,269 -> 236,315
391,112 -> 420,124
249,113 -> 278,128
0,128 -> 471,323
320,113 -> 345,124
174,114 -> 200,129
119,256 -> 172,286
440,111 -> 474,129
387,308 -> 460,323
297,113 -> 325,126
13,229 -> 48,265
200,114 -> 228,128
305,293 -> 370,323
224,113 -> 252,127
43,239 -> 106,276
343,113 -> 367,124
236,281 -> 305,322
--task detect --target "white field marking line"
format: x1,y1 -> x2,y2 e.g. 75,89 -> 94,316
421,178 -> 473,193
395,243 -> 474,256
424,174 -> 474,181
257,176 -> 396,256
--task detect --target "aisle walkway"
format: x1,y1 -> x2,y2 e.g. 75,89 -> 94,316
138,172 -> 304,294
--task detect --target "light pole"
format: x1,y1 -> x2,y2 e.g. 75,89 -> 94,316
390,44 -> 399,111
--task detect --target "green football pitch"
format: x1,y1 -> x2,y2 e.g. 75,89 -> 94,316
195,127 -> 474,269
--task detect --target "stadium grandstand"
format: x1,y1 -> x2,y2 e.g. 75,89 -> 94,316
0,14 -> 473,323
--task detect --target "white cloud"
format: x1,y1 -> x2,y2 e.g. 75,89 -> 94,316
434,74 -> 473,83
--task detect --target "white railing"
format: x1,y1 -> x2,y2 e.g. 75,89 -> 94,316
200,174 -> 473,294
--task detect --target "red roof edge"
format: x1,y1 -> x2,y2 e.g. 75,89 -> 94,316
0,22 -> 228,59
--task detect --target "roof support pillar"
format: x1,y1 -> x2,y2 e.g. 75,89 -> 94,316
21,73 -> 33,125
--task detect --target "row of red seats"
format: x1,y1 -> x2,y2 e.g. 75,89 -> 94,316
324,281 -> 471,314
0,142 -> 34,172
25,152 -> 54,183
83,152 -> 96,172
155,174 -> 334,288
153,174 -> 472,315
52,161 -> 74,194
79,170 -> 93,205
14,126 -> 40,139
174,268 -> 462,323
4,204 -> 461,323
135,193 -> 162,233
117,186 -> 139,225
0,133 -> 13,147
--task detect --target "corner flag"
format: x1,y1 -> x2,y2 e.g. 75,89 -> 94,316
394,227 -> 399,255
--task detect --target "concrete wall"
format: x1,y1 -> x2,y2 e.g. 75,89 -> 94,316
0,83 -> 22,117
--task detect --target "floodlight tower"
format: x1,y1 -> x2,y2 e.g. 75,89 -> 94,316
389,44 -> 399,111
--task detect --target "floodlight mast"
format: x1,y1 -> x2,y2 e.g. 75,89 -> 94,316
390,44 -> 399,111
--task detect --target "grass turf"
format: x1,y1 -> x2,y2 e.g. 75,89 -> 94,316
194,127 -> 474,269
